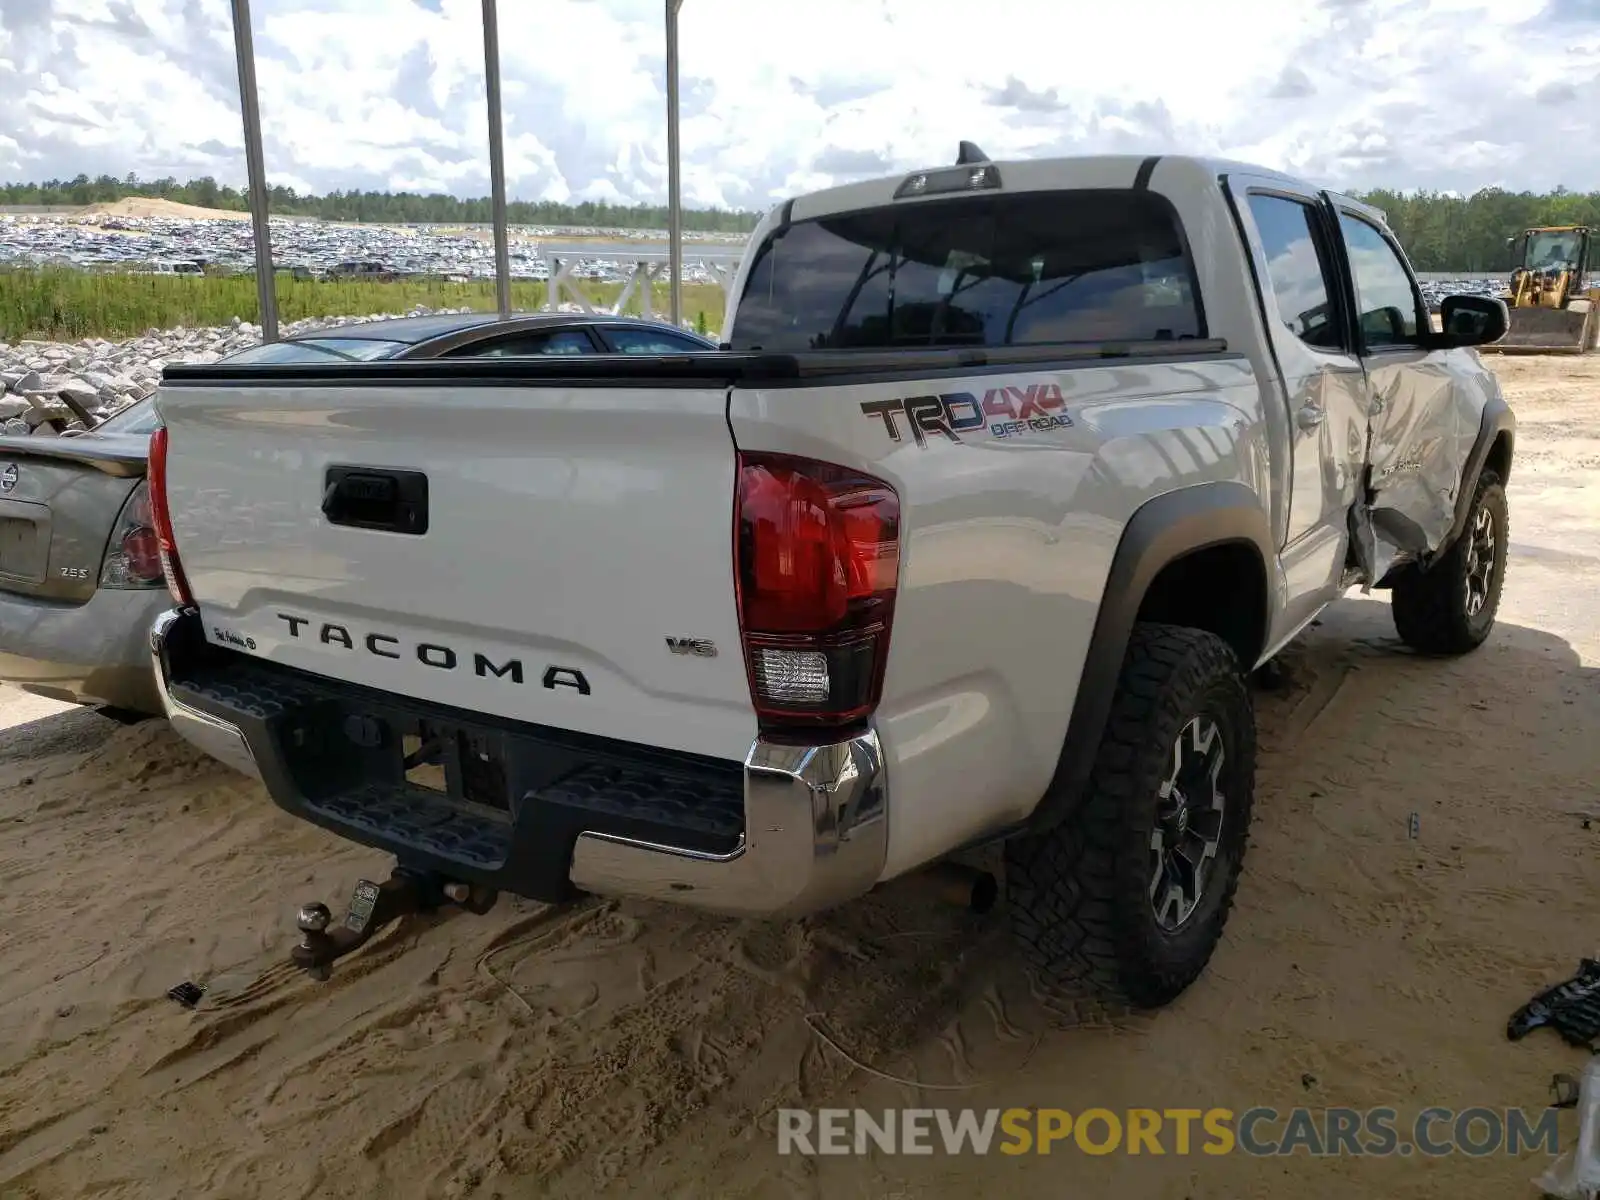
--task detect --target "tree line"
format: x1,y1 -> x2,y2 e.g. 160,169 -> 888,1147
0,173 -> 762,233
1360,186 -> 1600,273
7,173 -> 1600,268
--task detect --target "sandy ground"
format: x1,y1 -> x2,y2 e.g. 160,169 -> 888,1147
74,198 -> 257,222
71,197 -> 368,233
1,356 -> 1597,1199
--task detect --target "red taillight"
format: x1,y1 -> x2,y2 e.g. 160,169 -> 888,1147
147,424 -> 194,605
735,452 -> 900,734
98,482 -> 165,588
123,526 -> 163,581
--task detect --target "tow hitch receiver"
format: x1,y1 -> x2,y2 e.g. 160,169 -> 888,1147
292,866 -> 499,980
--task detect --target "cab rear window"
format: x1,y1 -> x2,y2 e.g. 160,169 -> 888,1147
727,189 -> 1204,352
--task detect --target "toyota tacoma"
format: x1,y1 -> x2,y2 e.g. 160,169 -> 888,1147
145,150 -> 1514,1007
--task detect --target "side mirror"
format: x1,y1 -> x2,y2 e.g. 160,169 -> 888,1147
1434,294 -> 1508,348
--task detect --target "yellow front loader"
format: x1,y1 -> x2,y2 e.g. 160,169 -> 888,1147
1488,225 -> 1600,354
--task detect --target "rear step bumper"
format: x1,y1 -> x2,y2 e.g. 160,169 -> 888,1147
149,607 -> 888,919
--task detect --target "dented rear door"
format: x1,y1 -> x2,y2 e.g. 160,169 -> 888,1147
1327,199 -> 1482,577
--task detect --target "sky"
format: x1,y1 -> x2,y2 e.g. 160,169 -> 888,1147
1,0 -> 1598,212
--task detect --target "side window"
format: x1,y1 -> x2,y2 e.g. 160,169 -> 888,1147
602,327 -> 708,354
1337,213 -> 1424,348
1245,194 -> 1343,351
451,329 -> 596,357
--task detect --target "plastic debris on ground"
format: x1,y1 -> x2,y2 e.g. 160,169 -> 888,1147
166,981 -> 205,1009
1511,960 -> 1600,1046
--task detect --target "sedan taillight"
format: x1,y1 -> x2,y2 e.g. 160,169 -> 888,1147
99,480 -> 165,589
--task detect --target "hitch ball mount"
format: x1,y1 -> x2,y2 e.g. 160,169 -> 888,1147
292,867 -> 498,981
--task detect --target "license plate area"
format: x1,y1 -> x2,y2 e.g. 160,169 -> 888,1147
0,504 -> 48,583
242,655 -> 748,862
397,718 -> 510,814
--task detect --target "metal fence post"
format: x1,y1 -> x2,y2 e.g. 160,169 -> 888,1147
229,0 -> 278,341
666,0 -> 684,327
483,0 -> 512,319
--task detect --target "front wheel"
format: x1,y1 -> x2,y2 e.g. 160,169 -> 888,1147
1390,469 -> 1508,655
1005,622 -> 1257,1010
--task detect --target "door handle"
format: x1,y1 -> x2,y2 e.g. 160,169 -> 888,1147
322,466 -> 429,535
1296,405 -> 1326,430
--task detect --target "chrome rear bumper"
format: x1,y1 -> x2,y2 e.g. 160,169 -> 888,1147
569,734 -> 887,919
149,607 -> 261,780
149,606 -> 887,919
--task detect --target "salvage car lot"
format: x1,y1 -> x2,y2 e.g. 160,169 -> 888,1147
0,353 -> 1596,1200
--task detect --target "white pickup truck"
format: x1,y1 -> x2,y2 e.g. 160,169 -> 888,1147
147,150 -> 1514,1008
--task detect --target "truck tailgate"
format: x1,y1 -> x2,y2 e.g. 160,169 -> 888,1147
154,378 -> 757,762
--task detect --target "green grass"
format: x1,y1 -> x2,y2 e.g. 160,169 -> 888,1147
0,267 -> 729,342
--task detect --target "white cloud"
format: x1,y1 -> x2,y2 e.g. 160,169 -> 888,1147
1,0 -> 1598,210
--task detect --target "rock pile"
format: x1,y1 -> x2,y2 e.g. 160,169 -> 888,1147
0,307 -> 477,438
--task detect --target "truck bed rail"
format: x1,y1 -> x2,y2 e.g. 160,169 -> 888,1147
159,339 -> 1234,389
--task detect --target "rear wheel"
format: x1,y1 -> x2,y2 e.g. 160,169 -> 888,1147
1005,622 -> 1256,1010
1390,469 -> 1508,655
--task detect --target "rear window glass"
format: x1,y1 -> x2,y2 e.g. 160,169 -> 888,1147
604,327 -> 715,353
220,337 -> 407,364
728,189 -> 1203,352
95,397 -> 159,435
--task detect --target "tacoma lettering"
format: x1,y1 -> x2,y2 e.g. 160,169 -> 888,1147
542,667 -> 592,695
365,633 -> 400,658
275,612 -> 559,691
418,643 -> 456,670
475,654 -> 524,684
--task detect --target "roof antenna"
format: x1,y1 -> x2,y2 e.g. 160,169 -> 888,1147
956,141 -> 989,165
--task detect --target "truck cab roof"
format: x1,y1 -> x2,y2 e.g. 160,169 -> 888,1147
779,152 -> 1389,230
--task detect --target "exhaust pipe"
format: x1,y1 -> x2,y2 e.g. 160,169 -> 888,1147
920,860 -> 999,915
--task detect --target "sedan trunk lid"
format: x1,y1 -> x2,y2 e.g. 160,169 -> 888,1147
0,432 -> 149,603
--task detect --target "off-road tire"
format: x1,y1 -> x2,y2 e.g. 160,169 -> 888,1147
1390,469 -> 1508,656
1005,622 -> 1256,1010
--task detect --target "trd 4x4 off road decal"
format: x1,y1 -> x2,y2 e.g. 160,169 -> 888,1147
861,383 -> 1072,447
